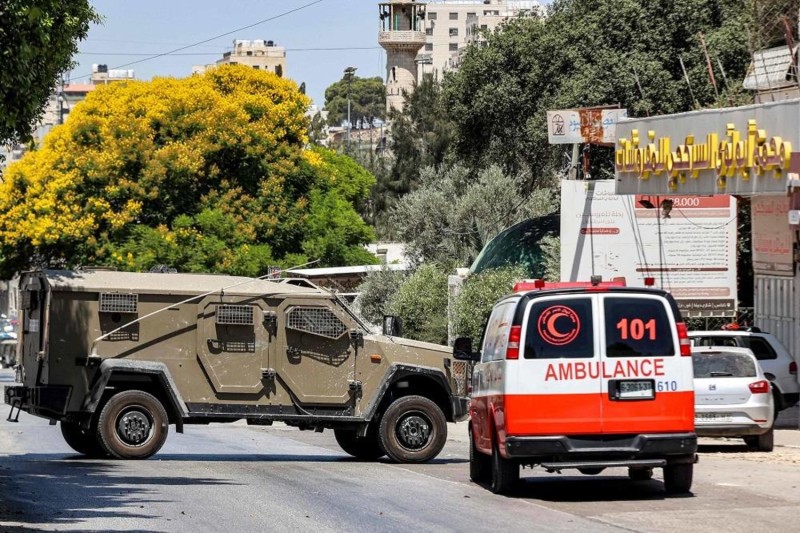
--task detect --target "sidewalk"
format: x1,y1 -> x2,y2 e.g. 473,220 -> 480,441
775,404 -> 799,430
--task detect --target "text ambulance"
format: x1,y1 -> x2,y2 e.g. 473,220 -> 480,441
454,281 -> 697,495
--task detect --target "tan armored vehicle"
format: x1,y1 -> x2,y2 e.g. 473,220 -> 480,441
5,269 -> 470,462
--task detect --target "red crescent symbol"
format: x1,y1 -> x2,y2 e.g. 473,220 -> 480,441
546,311 -> 571,339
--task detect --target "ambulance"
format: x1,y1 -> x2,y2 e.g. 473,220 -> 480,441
454,279 -> 697,495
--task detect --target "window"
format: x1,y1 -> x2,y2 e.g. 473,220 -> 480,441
481,302 -> 516,362
524,298 -> 593,359
449,42 -> 458,51
286,306 -> 347,339
216,305 -> 254,326
428,12 -> 437,20
99,293 -> 138,314
246,51 -> 252,56
253,65 -> 260,69
693,352 -> 757,378
692,336 -> 738,348
467,12 -> 476,17
449,28 -> 458,37
426,27 -> 433,36
449,12 -> 458,20
742,337 -> 778,360
604,297 -> 675,357
425,43 -> 433,52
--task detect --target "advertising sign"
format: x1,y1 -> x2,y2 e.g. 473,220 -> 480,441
751,196 -> 794,276
614,99 -> 800,196
561,180 -> 738,317
547,108 -> 627,145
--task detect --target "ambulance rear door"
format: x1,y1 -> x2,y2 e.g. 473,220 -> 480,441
599,293 -> 694,434
511,294 -> 602,436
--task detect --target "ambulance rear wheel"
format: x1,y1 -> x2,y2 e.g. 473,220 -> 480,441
97,390 -> 169,460
334,426 -> 386,460
663,463 -> 693,494
60,421 -> 107,457
469,427 -> 491,483
379,395 -> 447,463
490,439 -> 519,495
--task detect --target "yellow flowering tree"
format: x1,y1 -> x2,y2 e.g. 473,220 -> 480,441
0,65 -> 376,276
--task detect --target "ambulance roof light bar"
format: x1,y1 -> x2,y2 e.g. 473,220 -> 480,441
513,277 -> 627,293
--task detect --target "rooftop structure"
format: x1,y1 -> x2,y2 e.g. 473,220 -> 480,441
379,0 -> 427,112
194,39 -> 287,77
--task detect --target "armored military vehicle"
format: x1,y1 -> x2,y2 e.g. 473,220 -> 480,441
5,269 -> 470,462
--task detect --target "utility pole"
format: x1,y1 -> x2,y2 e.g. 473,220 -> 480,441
344,66 -> 357,148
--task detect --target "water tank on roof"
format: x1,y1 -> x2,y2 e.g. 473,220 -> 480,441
267,40 -> 274,47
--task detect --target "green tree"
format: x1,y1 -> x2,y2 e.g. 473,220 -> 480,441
353,267 -> 408,325
443,0 -> 752,180
0,0 -> 100,148
324,75 -> 386,127
388,263 -> 450,344
391,164 -> 556,267
0,65 -> 376,277
453,265 -> 527,345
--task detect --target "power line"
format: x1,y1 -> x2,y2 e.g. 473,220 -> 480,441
72,0 -> 326,78
77,47 -> 382,57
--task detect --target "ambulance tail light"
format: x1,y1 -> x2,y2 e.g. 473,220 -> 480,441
749,380 -> 770,394
506,325 -> 521,360
676,322 -> 691,356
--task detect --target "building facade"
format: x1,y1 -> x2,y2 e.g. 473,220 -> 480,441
194,39 -> 287,77
418,0 -> 541,78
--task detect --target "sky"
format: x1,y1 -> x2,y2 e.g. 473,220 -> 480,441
72,0 -> 388,107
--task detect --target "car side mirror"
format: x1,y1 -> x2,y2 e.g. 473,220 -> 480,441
453,336 -> 480,362
383,315 -> 403,337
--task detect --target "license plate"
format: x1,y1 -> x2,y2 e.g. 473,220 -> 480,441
695,413 -> 732,423
619,380 -> 654,399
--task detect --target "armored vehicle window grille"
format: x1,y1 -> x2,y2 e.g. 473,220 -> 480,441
287,307 -> 347,339
99,293 -> 138,314
216,305 -> 254,326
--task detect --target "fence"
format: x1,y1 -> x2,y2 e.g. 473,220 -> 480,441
685,307 -> 755,332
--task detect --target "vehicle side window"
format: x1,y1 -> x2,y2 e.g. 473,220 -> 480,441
481,302 -> 516,362
524,298 -> 593,359
604,297 -> 675,357
742,337 -> 777,360
286,306 -> 347,339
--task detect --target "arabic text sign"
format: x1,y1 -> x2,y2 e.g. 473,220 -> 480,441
752,196 -> 794,277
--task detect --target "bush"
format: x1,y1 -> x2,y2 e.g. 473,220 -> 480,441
353,267 -> 408,325
453,266 -> 527,346
388,264 -> 450,345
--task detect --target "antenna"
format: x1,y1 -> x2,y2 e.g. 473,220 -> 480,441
697,33 -> 720,102
632,66 -> 651,117
678,57 -> 700,109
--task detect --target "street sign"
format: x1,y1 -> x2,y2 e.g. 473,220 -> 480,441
547,107 -> 627,145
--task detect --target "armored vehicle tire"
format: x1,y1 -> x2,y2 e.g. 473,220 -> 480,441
663,463 -> 693,494
745,428 -> 774,452
60,422 -> 108,457
334,426 -> 385,460
378,395 -> 447,463
490,438 -> 519,495
97,390 -> 169,460
469,428 -> 491,483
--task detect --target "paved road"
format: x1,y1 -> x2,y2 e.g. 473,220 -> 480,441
2,369 -> 799,532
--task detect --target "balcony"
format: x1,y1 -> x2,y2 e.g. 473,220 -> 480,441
379,30 -> 427,49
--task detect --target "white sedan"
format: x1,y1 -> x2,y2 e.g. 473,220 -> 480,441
692,347 -> 775,451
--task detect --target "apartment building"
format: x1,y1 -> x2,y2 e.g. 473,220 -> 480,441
194,39 -> 287,77
418,0 -> 541,77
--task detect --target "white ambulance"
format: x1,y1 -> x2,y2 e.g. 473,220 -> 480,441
454,280 -> 697,495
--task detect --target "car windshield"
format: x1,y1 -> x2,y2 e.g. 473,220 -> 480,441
692,352 -> 757,378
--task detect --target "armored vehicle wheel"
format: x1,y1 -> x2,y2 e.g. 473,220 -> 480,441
60,422 -> 107,457
663,463 -> 693,494
490,438 -> 519,495
469,427 -> 491,483
334,426 -> 385,460
97,390 -> 169,460
378,395 -> 447,463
